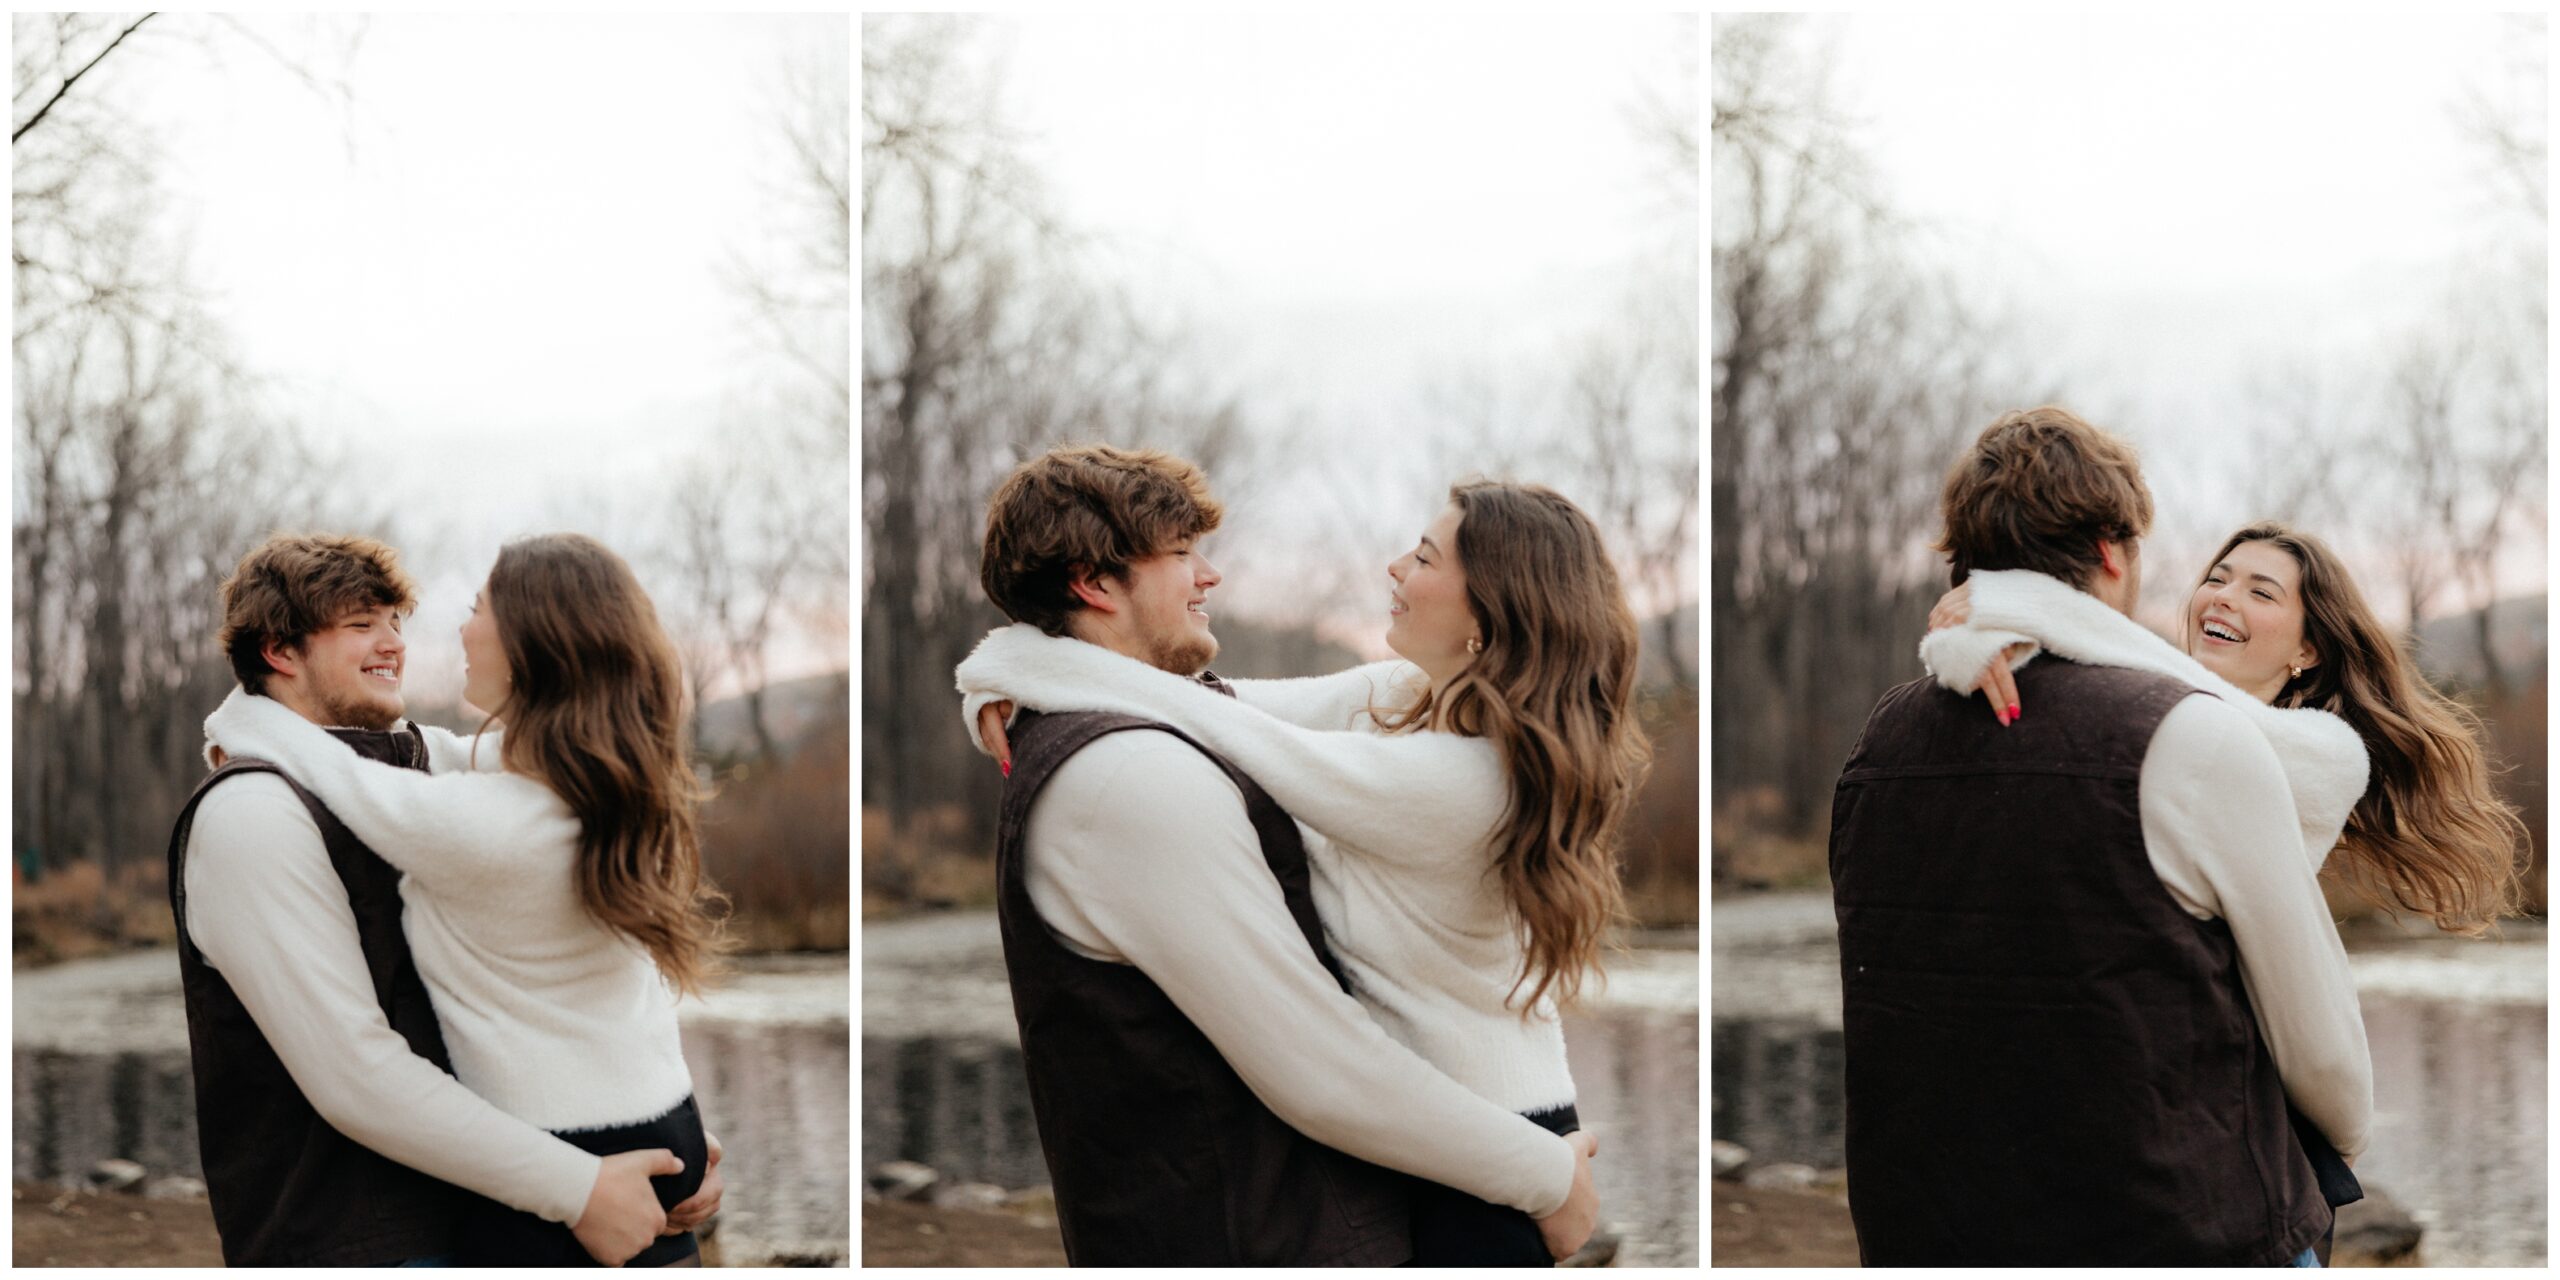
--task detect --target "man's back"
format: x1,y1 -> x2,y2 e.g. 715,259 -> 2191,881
1828,657 -> 2327,1266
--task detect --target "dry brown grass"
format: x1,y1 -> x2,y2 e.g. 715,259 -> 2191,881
701,726 -> 853,952
12,860 -> 178,967
859,804 -> 997,917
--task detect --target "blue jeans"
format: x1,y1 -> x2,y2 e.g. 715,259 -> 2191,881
2287,1246 -> 2322,1267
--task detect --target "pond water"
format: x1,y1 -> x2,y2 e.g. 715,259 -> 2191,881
861,910 -> 1701,1267
11,949 -> 850,1266
1712,892 -> 2547,1268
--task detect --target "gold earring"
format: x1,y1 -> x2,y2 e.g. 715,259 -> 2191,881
1466,637 -> 1482,655
2288,665 -> 2303,680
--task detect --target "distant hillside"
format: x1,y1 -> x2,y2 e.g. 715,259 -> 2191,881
2416,594 -> 2547,691
695,670 -> 851,759
408,671 -> 851,763
1637,603 -> 1699,690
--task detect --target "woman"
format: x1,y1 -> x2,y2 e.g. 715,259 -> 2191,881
1925,521 -> 2525,932
1922,520 -> 2527,1263
958,480 -> 1649,1267
204,533 -> 726,1267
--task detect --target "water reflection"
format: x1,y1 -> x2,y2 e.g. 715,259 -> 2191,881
11,953 -> 850,1265
1710,997 -> 2544,1267
862,1009 -> 1700,1267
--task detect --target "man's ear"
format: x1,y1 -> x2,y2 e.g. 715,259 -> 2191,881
259,638 -> 303,682
2096,539 -> 2124,580
1066,565 -> 1120,614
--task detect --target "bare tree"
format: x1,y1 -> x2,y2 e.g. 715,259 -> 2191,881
862,15 -> 1255,865
13,13 -> 355,885
1712,15 -> 2041,851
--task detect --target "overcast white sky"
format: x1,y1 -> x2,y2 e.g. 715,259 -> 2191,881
966,14 -> 1697,648
94,13 -> 847,698
1806,12 -> 2546,620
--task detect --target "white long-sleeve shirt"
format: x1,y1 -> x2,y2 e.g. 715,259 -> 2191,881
182,766 -> 600,1225
202,687 -> 696,1141
1920,571 -> 2375,1158
1021,726 -> 1577,1219
957,625 -> 1577,1114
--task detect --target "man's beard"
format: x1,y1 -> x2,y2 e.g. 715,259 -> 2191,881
314,684 -> 402,731
1142,629 -> 1217,677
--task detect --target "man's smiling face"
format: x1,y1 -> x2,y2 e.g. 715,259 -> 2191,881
284,604 -> 408,729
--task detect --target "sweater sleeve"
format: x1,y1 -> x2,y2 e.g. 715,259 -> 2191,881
2139,696 -> 2374,1159
1224,661 -> 1423,730
958,626 -> 1506,867
1028,731 -> 1577,1217
415,721 -> 508,774
204,689 -> 579,894
1950,571 -> 2367,871
183,775 -> 601,1223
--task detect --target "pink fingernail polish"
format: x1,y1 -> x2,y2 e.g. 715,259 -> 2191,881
2008,704 -> 2021,721
1000,759 -> 1012,779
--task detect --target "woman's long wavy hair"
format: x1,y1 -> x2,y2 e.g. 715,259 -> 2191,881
2200,522 -> 2525,935
1376,482 -> 1651,1014
480,534 -> 729,993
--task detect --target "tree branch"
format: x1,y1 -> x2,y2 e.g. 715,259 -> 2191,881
13,12 -> 154,145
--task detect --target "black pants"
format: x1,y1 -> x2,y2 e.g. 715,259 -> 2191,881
1409,1104 -> 1581,1267
458,1095 -> 709,1267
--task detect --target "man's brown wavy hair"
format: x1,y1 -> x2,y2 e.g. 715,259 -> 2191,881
980,444 -> 1224,634
482,533 -> 729,996
218,533 -> 418,694
1935,407 -> 2154,589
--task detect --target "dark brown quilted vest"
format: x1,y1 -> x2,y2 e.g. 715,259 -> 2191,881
995,690 -> 1414,1266
167,722 -> 472,1266
1828,658 -> 2329,1266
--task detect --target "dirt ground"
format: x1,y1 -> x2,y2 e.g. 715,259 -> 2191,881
13,1183 -> 224,1268
11,1182 -> 769,1268
859,1199 -> 1066,1267
1711,1182 -> 1862,1267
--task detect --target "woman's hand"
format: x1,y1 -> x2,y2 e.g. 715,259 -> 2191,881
977,700 -> 1016,776
663,1131 -> 723,1234
1974,645 -> 2030,726
1930,583 -> 2028,725
1926,582 -> 1972,633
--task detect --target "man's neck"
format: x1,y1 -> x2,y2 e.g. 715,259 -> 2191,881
260,683 -> 334,727
1062,620 -> 1202,679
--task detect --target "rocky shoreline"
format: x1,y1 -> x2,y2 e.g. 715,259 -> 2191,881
1709,1140 -> 2426,1267
860,1159 -> 1630,1267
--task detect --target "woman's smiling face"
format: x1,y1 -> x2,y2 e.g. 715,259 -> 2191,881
2186,539 -> 2318,702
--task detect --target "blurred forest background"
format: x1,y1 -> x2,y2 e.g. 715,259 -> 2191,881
13,13 -> 852,963
1709,14 -> 2548,915
861,14 -> 1701,926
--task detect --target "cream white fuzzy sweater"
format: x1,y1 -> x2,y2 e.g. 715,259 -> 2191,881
203,688 -> 695,1134
1919,569 -> 2371,869
957,625 -> 1578,1115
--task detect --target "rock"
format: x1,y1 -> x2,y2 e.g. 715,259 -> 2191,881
86,1160 -> 146,1194
1003,1185 -> 1057,1224
1741,1161 -> 1820,1192
1711,1140 -> 1751,1181
929,1181 -> 1008,1213
143,1176 -> 207,1201
1558,1229 -> 1621,1267
867,1160 -> 940,1202
2333,1188 -> 2423,1267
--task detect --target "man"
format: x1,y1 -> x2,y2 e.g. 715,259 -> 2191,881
971,444 -> 1600,1266
1827,408 -> 2373,1266
168,533 -> 719,1265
